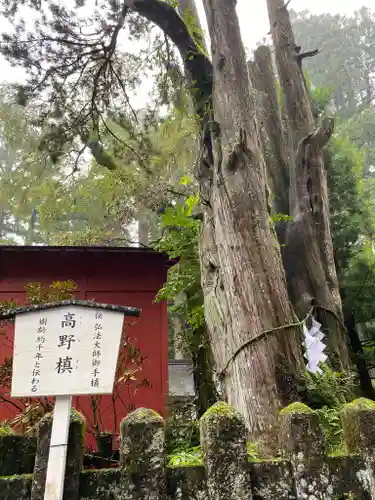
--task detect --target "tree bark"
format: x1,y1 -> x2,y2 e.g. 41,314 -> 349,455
248,46 -> 290,215
127,0 -> 305,445
177,0 -> 208,53
196,0 -> 304,445
266,0 -> 351,370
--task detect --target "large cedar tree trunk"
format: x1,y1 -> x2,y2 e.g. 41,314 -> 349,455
266,0 -> 351,370
128,0 -> 304,442
196,0 -> 304,444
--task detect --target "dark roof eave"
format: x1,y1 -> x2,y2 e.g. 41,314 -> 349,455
0,245 -> 176,268
0,299 -> 141,320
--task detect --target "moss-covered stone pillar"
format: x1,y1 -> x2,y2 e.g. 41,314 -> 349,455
341,398 -> 375,499
279,402 -> 333,499
200,402 -> 252,500
31,409 -> 85,500
119,408 -> 166,500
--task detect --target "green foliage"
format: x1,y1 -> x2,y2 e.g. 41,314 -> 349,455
303,366 -> 356,455
304,366 -> 355,409
270,213 -> 293,224
318,407 -> 346,456
0,422 -> 14,435
154,186 -> 204,337
291,7 -> 375,175
24,281 -> 78,304
167,441 -> 263,466
168,445 -> 203,467
246,442 -> 261,461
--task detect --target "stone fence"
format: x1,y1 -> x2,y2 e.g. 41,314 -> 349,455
2,399 -> 375,499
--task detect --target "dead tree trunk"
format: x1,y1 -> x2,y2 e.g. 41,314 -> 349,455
266,0 -> 351,370
248,46 -> 290,216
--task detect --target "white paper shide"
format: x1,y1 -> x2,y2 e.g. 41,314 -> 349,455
11,305 -> 124,397
303,317 -> 327,374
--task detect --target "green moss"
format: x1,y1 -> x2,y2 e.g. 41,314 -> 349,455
343,398 -> 375,411
80,468 -> 114,477
137,408 -> 161,419
121,408 -> 164,430
0,473 -> 33,480
200,401 -> 238,422
248,456 -> 282,463
280,402 -> 314,415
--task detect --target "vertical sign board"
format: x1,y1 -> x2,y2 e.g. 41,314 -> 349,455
11,305 -> 126,500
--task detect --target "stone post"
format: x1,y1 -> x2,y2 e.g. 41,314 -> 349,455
341,398 -> 375,499
31,409 -> 85,500
279,402 -> 333,499
119,408 -> 166,500
200,401 -> 252,500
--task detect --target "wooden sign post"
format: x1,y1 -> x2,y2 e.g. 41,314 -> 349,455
3,300 -> 140,500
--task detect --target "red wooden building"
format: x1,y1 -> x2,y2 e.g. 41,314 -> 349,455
0,245 -> 170,450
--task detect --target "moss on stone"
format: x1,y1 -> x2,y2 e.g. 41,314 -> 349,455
0,435 -> 37,476
343,398 -> 375,411
70,408 -> 85,422
0,473 -> 32,500
200,401 -> 239,424
79,468 -> 120,500
279,402 -> 314,415
120,408 -> 164,432
342,398 -> 375,454
0,473 -> 33,480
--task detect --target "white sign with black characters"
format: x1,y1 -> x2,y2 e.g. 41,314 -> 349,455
11,305 -> 124,397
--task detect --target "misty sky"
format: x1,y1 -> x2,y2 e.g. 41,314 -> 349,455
0,0 -> 372,99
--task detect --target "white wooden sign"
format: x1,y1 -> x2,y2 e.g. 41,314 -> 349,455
11,305 -> 124,398
6,301 -> 138,500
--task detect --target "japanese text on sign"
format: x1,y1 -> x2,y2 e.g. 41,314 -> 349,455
12,305 -> 125,398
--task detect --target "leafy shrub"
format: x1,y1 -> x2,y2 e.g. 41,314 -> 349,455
168,445 -> 203,467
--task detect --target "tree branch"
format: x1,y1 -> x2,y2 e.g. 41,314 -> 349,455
297,49 -> 319,61
308,117 -> 334,149
125,0 -> 212,118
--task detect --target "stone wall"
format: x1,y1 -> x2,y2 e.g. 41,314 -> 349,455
2,399 -> 375,499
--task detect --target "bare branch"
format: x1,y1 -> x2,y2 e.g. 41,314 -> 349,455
308,117 -> 334,149
297,49 -> 319,61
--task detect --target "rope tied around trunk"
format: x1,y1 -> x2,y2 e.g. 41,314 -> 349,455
218,306 -> 315,380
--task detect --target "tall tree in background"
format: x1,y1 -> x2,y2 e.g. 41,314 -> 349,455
290,7 -> 375,174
